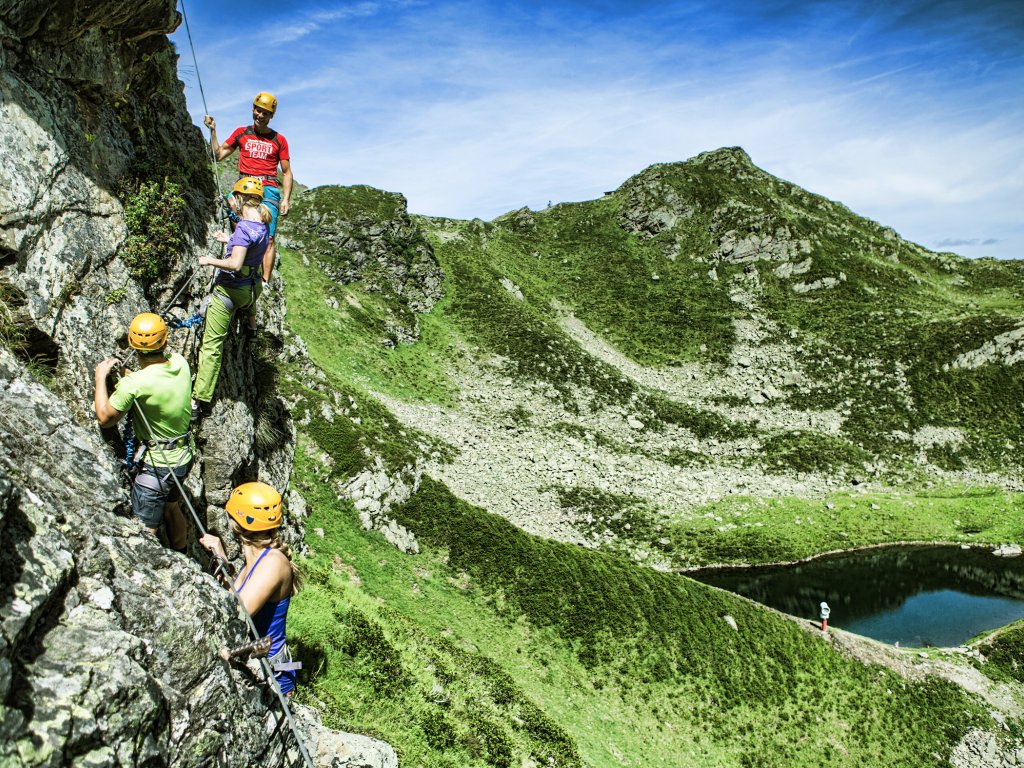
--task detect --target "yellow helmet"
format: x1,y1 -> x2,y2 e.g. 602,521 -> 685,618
253,92 -> 277,114
226,482 -> 283,531
128,312 -> 167,352
232,176 -> 264,198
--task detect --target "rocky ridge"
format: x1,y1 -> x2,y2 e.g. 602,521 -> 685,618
278,185 -> 444,347
278,150 -> 1024,571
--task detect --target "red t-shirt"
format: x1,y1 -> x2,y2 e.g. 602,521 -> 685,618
226,126 -> 290,187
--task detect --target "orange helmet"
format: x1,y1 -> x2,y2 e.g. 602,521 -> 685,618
232,176 -> 264,198
128,312 -> 167,352
226,482 -> 283,531
253,92 -> 277,114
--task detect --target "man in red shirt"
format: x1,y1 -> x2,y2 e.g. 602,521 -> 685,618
204,92 -> 293,284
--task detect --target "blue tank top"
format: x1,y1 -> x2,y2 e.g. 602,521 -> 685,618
236,547 -> 295,693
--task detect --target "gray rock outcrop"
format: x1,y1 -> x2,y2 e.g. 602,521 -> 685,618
0,1 -> 372,764
342,457 -> 422,553
950,729 -> 1024,768
279,185 -> 444,346
294,704 -> 399,768
950,323 -> 1024,370
0,349 -> 285,766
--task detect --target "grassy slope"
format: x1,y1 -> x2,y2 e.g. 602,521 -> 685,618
279,264 -> 1009,765
277,167 -> 1024,567
290,442 -> 988,768
282,156 -> 1024,473
417,152 -> 1024,472
280,240 -> 457,405
276,155 -> 1024,765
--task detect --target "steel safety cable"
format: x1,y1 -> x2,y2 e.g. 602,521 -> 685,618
178,0 -> 227,200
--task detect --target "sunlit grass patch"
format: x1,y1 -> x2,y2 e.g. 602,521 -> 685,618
290,458 -> 991,767
280,244 -> 459,405
682,486 -> 1024,565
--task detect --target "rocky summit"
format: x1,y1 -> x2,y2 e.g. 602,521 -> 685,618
3,1 -> 1024,767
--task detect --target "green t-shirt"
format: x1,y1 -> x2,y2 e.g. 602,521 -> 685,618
109,352 -> 194,467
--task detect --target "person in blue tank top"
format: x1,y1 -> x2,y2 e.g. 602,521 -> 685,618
199,481 -> 302,695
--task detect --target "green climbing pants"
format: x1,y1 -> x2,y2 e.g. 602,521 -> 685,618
193,281 -> 262,403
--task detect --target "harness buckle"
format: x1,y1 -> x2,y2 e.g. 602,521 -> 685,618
268,642 -> 302,674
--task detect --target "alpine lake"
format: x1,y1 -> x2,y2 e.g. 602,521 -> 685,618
689,545 -> 1024,647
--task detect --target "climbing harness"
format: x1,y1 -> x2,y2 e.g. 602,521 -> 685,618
239,126 -> 283,154
111,355 -> 313,768
269,643 -> 302,674
120,416 -> 191,485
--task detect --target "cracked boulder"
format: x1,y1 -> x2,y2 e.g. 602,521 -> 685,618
0,347 -> 303,766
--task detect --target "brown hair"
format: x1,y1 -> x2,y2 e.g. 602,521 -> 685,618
230,519 -> 302,595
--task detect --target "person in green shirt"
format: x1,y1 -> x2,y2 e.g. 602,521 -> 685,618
94,313 -> 194,550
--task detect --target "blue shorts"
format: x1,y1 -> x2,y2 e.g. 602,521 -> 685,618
131,460 -> 193,529
262,184 -> 281,237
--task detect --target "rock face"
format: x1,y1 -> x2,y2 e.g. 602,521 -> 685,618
0,351 -> 395,765
0,0 -> 215,410
279,185 -> 444,345
294,704 -> 400,768
0,349 -> 279,765
616,149 -> 816,269
950,729 -> 1024,768
0,0 -> 295,525
616,168 -> 696,240
0,1 -> 385,765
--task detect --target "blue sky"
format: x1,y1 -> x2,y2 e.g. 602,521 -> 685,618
171,0 -> 1024,259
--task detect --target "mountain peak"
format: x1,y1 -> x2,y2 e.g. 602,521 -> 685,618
689,146 -> 753,167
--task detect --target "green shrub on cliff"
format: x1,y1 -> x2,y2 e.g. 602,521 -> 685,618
119,178 -> 186,281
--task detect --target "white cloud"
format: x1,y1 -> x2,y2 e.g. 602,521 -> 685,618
269,3 -> 383,45
172,1 -> 1024,260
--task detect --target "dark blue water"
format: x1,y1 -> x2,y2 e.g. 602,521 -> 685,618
689,545 -> 1024,647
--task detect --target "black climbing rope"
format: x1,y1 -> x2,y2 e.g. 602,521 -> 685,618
178,0 -> 233,296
